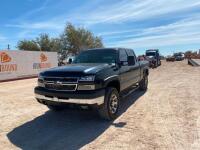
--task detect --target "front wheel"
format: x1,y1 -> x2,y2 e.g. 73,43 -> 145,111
98,87 -> 120,120
139,74 -> 148,91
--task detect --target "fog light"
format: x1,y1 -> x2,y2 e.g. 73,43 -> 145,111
78,85 -> 95,90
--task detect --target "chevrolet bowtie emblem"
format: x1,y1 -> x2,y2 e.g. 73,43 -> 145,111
56,81 -> 62,85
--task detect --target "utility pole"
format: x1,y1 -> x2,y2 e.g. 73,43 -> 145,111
7,44 -> 10,50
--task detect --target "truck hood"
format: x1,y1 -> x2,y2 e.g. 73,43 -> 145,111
41,63 -> 112,77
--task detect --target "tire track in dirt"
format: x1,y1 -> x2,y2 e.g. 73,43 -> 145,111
83,61 -> 200,150
0,61 -> 200,150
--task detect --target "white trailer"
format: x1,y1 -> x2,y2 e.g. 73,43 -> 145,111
0,50 -> 58,82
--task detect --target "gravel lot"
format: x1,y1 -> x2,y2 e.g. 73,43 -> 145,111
0,60 -> 200,150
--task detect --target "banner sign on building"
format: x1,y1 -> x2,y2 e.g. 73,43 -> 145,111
0,50 -> 58,82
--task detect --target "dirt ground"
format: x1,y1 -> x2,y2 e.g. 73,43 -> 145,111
0,60 -> 200,150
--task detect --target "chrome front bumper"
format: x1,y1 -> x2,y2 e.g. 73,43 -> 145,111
35,94 -> 104,105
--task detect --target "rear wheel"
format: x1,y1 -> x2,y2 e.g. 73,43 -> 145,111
139,74 -> 148,91
98,87 -> 120,120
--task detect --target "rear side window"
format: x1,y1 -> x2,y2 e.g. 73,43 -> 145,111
119,49 -> 128,62
126,49 -> 136,63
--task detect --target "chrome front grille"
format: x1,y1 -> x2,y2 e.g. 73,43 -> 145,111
44,77 -> 78,91
44,77 -> 78,83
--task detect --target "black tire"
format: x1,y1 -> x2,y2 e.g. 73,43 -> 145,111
47,105 -> 65,112
153,61 -> 157,68
98,87 -> 120,120
155,61 -> 158,67
139,74 -> 148,91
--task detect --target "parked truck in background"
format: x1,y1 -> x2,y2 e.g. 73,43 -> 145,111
174,53 -> 184,61
35,48 -> 149,120
166,55 -> 175,62
145,49 -> 161,68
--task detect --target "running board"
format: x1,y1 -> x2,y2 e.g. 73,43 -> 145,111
120,85 -> 139,99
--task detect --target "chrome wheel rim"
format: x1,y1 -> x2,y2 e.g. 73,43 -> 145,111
109,93 -> 118,114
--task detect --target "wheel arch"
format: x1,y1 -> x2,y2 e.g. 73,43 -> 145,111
106,79 -> 120,93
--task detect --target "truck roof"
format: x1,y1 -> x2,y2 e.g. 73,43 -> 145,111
146,49 -> 159,52
85,48 -> 133,51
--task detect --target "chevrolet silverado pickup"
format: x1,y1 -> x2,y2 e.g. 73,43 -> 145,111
35,48 -> 149,120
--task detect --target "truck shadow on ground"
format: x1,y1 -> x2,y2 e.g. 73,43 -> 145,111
7,90 -> 145,150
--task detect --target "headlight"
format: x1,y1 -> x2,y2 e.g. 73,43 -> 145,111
38,76 -> 45,87
79,76 -> 95,82
78,85 -> 95,90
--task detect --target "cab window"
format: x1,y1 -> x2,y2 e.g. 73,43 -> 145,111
119,49 -> 128,62
126,49 -> 136,65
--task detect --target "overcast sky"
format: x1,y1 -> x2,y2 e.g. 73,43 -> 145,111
0,0 -> 200,55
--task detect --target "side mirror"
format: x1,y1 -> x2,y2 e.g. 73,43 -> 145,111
128,56 -> 135,66
119,61 -> 128,66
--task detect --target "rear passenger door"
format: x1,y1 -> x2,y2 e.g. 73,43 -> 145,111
126,49 -> 141,84
119,49 -> 130,91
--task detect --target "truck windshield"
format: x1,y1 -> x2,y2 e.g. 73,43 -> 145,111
73,49 -> 117,64
146,52 -> 156,56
